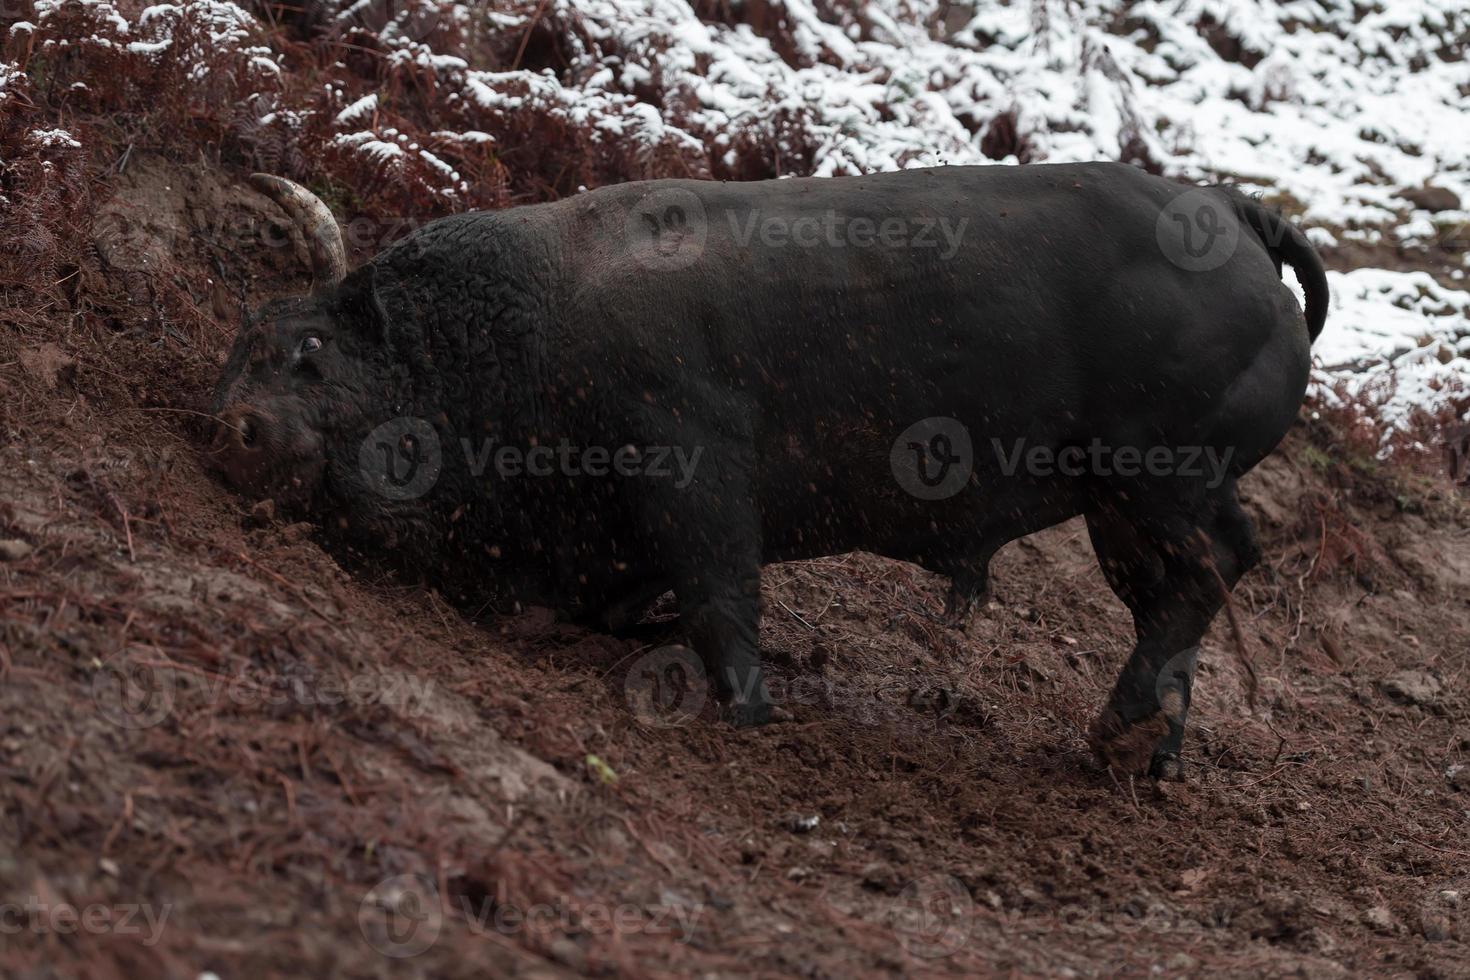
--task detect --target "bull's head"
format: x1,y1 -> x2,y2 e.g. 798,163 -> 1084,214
209,179 -> 541,608
209,176 -> 395,515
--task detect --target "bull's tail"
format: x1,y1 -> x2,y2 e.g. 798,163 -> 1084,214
1229,193 -> 1329,344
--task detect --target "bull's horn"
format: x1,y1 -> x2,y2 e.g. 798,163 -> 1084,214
249,174 -> 348,288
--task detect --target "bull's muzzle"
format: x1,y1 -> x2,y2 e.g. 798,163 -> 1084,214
208,402 -> 325,505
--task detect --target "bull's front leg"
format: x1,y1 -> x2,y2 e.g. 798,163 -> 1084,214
675,564 -> 769,726
634,437 -> 772,726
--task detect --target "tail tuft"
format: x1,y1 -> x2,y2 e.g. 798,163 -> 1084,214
1228,193 -> 1329,344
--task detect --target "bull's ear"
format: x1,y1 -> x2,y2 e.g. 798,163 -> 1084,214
339,262 -> 393,346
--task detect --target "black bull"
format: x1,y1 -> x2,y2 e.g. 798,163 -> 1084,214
210,162 -> 1328,777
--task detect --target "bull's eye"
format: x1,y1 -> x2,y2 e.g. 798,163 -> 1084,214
299,336 -> 323,354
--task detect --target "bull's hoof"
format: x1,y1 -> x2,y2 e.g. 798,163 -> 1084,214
721,698 -> 773,728
1089,707 -> 1171,775
942,593 -> 972,630
1149,752 -> 1185,782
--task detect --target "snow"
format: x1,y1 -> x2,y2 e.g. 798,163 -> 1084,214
334,131 -> 407,164
6,0 -> 1467,433
28,128 -> 83,149
389,0 -> 1470,432
1314,269 -> 1470,437
335,93 -> 379,126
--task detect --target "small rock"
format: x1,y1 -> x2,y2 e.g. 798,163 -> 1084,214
1423,912 -> 1454,942
98,858 -> 120,877
786,865 -> 813,881
0,539 -> 32,561
1363,906 -> 1395,932
860,862 -> 903,894
246,498 -> 276,527
1400,185 -> 1462,213
786,813 -> 820,834
1013,657 -> 1052,685
1446,764 -> 1469,791
1383,670 -> 1443,706
547,936 -> 585,971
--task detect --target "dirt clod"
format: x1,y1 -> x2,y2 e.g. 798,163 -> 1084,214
1364,906 -> 1397,933
0,539 -> 33,561
1382,669 -> 1444,706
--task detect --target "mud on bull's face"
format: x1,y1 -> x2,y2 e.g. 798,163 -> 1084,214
208,288 -> 392,513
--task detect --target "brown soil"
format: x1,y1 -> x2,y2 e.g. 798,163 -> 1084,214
2,157 -> 1469,980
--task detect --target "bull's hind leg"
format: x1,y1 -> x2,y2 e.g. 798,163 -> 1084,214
1086,483 -> 1261,778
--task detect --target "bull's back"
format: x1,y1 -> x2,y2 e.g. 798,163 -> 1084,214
557,165 -> 1123,421
538,164 -> 1303,556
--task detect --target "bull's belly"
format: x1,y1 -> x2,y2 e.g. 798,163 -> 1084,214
754,458 -> 1089,567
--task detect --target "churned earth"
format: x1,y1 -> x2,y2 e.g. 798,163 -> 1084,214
2,154 -> 1469,978
3,1 -> 1470,974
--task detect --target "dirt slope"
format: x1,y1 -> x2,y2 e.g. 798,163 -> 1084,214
1,156 -> 1468,979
